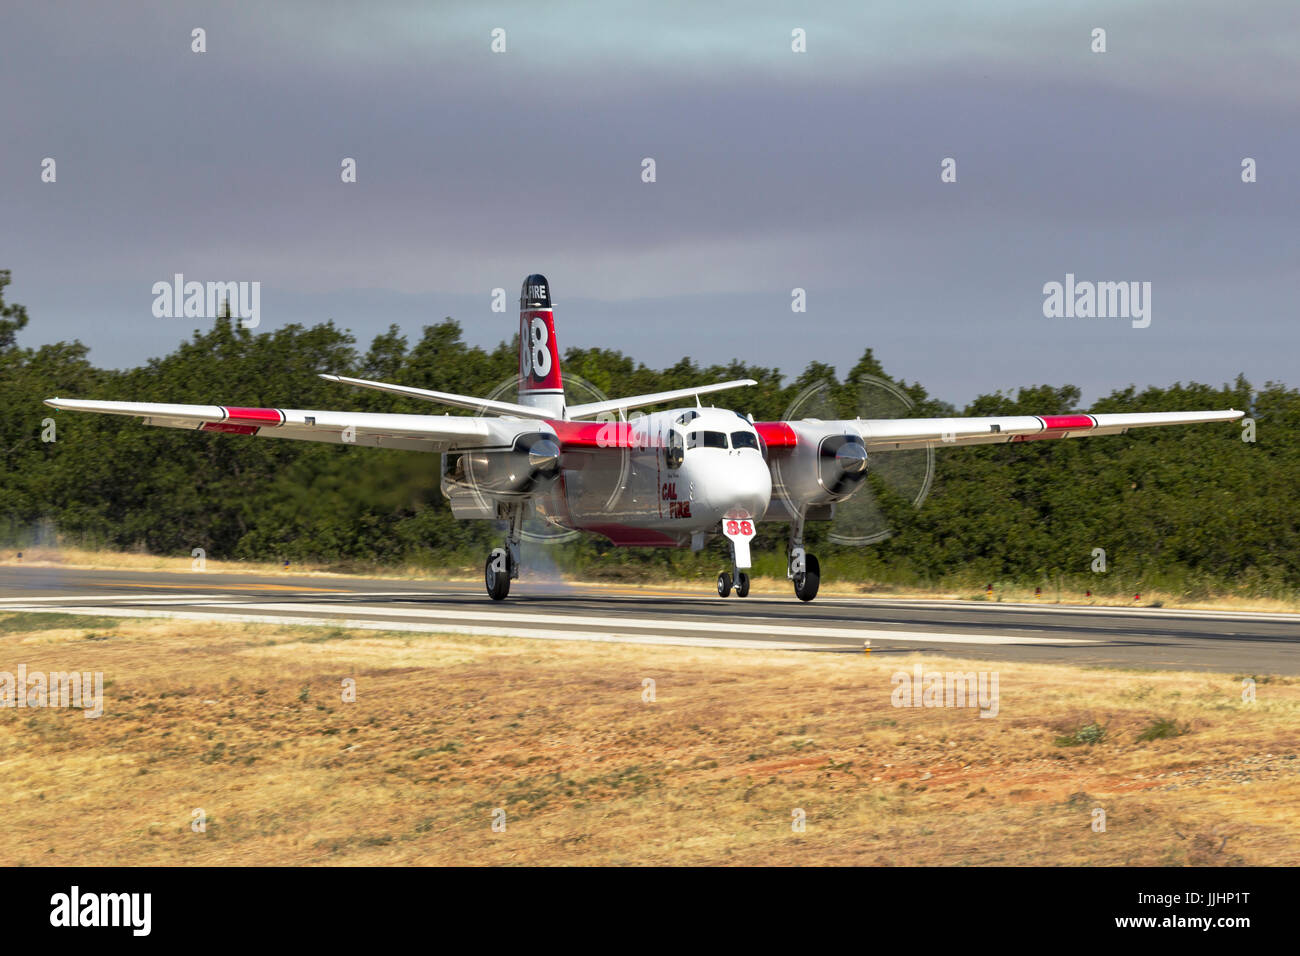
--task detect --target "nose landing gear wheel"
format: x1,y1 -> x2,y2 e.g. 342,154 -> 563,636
485,548 -> 512,601
793,553 -> 820,602
717,571 -> 733,598
735,572 -> 750,598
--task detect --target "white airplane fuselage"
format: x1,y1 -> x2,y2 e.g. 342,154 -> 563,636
533,406 -> 772,546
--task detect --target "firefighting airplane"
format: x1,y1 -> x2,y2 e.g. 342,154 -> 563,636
46,275 -> 1244,602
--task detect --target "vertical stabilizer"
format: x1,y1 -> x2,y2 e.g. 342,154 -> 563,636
517,274 -> 565,418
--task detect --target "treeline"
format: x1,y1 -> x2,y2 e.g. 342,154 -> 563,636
2,270 -> 1296,597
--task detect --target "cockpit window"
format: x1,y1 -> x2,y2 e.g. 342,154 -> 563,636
731,431 -> 759,451
676,410 -> 700,425
687,430 -> 729,449
664,430 -> 684,469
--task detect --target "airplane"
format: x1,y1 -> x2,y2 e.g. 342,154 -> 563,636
44,274 -> 1245,602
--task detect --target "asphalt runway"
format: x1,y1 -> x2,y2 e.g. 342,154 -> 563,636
1,565 -> 1298,673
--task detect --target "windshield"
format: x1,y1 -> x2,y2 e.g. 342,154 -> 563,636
731,431 -> 759,451
687,430 -> 728,449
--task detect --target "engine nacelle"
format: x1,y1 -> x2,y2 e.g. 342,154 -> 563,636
441,432 -> 561,501
770,424 -> 870,513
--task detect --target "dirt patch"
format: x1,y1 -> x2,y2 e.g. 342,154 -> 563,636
0,612 -> 1296,865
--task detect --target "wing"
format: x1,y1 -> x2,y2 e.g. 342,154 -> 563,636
43,398 -> 540,452
755,407 -> 1245,523
757,409 -> 1245,452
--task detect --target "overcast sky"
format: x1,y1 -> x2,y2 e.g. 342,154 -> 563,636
2,1 -> 1296,407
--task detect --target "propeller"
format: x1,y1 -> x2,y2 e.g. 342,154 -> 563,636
780,374 -> 935,545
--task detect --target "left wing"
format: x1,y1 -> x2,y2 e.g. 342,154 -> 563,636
43,398 -> 537,452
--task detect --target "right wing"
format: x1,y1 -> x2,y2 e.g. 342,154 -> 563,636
755,408 -> 1245,522
43,398 -> 540,452
855,409 -> 1245,450
757,409 -> 1245,452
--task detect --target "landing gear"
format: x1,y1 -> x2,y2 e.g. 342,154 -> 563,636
485,548 -> 512,601
792,553 -> 820,602
787,513 -> 820,602
484,504 -> 525,601
719,517 -> 756,598
718,570 -> 750,598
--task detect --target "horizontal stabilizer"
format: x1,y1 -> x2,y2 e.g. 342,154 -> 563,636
319,374 -> 553,420
567,379 -> 756,420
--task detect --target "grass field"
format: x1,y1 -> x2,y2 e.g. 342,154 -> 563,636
1,611 -> 1296,866
4,545 -> 1299,614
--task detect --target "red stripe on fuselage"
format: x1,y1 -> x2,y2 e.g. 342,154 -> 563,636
547,420 -> 658,449
754,422 -> 798,447
578,523 -> 681,548
222,406 -> 284,426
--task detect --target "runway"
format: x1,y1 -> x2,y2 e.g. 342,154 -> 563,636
1,565 -> 1298,672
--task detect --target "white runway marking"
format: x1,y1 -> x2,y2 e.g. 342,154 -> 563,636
813,595 -> 1300,624
0,606 -> 846,650
0,601 -> 1096,647
0,594 -> 221,604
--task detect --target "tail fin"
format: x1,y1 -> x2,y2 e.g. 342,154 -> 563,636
518,274 -> 565,418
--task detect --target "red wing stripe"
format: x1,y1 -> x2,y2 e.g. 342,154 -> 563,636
1013,413 -> 1096,442
222,406 -> 285,426
1039,414 -> 1095,430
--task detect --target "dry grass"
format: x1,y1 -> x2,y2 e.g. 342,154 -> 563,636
4,546 -> 1298,613
820,582 -> 1300,615
0,545 -> 453,581
0,611 -> 1296,866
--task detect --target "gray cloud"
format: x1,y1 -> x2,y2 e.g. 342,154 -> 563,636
2,1 -> 1295,406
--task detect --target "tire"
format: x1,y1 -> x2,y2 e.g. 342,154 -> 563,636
735,572 -> 750,598
717,571 -> 733,598
793,553 -> 820,602
485,549 -> 512,601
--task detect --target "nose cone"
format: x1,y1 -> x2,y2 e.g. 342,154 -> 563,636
835,442 -> 869,476
702,455 -> 772,521
528,438 -> 561,475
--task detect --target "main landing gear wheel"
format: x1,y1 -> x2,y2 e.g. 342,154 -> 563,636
735,571 -> 750,598
717,571 -> 733,598
793,553 -> 820,602
485,548 -> 512,601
